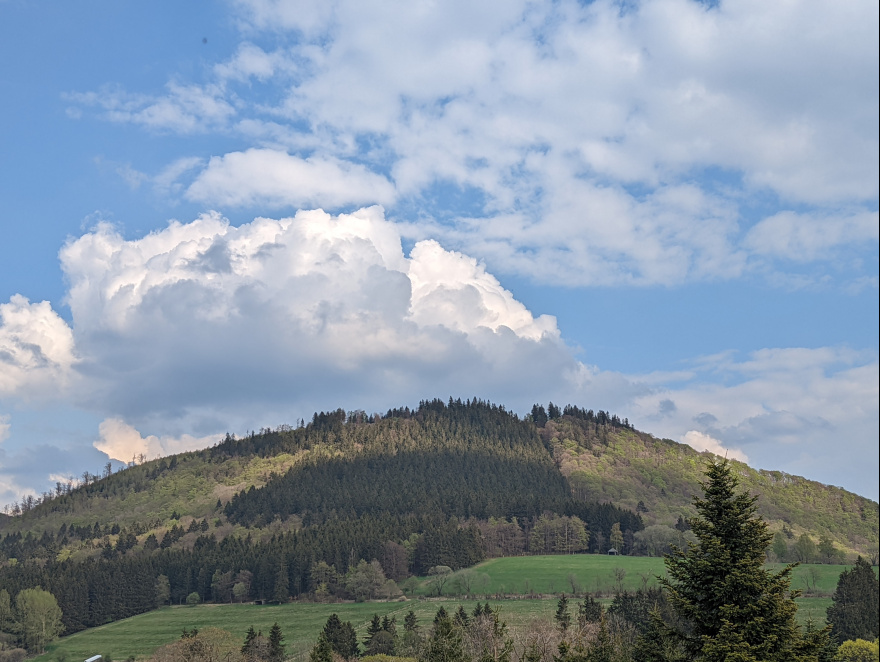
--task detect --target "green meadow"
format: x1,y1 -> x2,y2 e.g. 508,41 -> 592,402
35,601 -> 559,662
35,555 -> 862,661
420,555 -> 858,597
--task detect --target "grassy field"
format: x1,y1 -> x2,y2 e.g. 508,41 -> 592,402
418,555 -> 859,597
33,596 -> 835,662
35,600 -> 558,662
36,555 -> 865,661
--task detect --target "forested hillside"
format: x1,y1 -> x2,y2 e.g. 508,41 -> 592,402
0,398 -> 876,639
538,405 -> 878,558
223,400 -> 571,525
0,399 -> 640,635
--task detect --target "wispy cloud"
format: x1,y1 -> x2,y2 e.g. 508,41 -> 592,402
65,82 -> 235,134
61,0 -> 878,288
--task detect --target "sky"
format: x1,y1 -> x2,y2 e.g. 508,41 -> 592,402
0,0 -> 877,506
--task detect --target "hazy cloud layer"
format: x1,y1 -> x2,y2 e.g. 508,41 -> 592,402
631,347 -> 878,495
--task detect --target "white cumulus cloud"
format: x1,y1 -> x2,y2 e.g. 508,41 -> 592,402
682,430 -> 748,463
93,418 -> 219,463
0,295 -> 76,399
186,149 -> 397,210
56,206 -> 569,432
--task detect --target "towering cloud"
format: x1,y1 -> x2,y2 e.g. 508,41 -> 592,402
0,295 -> 76,400
56,207 -> 568,431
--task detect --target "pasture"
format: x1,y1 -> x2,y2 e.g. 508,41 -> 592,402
35,555 -> 859,661
419,555 -> 855,597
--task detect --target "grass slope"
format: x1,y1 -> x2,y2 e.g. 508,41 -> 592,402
34,600 -> 561,662
35,555 -> 871,661
417,555 -> 868,598
34,597 -> 837,662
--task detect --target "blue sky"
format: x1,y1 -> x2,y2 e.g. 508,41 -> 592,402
0,0 -> 877,506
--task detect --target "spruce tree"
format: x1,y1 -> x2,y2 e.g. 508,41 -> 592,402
364,614 -> 382,650
555,594 -> 571,633
826,556 -> 880,644
309,634 -> 333,662
404,610 -> 419,632
273,563 -> 289,604
578,595 -> 603,625
423,608 -> 467,662
658,459 -> 829,661
381,615 -> 397,640
587,614 -> 614,662
321,613 -> 359,658
632,610 -> 687,662
241,625 -> 257,655
268,622 -> 285,662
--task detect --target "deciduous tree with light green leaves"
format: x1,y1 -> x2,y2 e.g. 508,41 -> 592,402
14,587 -> 63,653
656,459 -> 830,661
833,638 -> 879,662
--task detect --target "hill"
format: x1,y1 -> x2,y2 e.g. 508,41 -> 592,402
541,408 -> 878,557
0,398 -> 876,639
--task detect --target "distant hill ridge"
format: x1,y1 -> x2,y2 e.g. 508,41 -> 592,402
0,398 -> 876,636
1,397 -> 876,556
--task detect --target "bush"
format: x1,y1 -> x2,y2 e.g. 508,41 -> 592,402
833,639 -> 880,662
185,592 -> 201,606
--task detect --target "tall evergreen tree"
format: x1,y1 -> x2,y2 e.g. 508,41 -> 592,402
555,594 -> 571,633
578,595 -> 603,625
658,459 -> 829,661
321,613 -> 359,658
826,556 -> 880,644
423,607 -> 467,662
364,614 -> 382,650
309,634 -> 334,662
273,563 -> 289,604
268,622 -> 285,662
241,625 -> 257,654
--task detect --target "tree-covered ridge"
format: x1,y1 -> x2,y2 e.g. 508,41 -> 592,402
224,399 -> 569,525
0,399 -> 644,637
541,410 -> 878,556
2,396 -> 875,561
